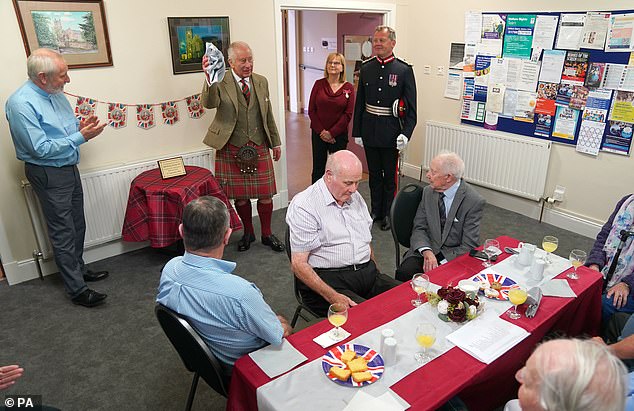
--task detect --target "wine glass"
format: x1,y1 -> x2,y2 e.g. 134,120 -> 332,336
414,323 -> 436,364
483,239 -> 500,267
542,236 -> 559,264
508,286 -> 528,320
411,273 -> 430,307
567,249 -> 587,280
327,303 -> 348,339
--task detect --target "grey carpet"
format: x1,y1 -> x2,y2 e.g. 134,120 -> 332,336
0,177 -> 595,411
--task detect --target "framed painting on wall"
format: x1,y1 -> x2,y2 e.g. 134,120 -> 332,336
12,0 -> 113,69
167,16 -> 230,75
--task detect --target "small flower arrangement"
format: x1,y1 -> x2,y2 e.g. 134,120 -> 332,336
426,286 -> 481,323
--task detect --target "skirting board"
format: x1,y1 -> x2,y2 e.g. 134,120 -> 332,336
401,163 -> 601,240
5,190 -> 288,286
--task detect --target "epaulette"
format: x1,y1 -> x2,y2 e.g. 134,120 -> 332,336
396,57 -> 412,66
361,56 -> 377,64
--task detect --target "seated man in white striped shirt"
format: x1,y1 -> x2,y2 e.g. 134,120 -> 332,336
286,150 -> 400,317
157,196 -> 292,377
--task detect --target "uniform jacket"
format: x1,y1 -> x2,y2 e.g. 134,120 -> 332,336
405,180 -> 486,261
200,72 -> 281,150
352,56 -> 417,148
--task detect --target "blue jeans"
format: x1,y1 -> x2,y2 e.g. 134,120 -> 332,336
603,293 -> 634,325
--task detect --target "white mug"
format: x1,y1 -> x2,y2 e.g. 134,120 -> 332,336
529,257 -> 546,281
517,242 -> 537,266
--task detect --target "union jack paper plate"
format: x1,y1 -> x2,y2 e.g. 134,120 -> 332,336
471,273 -> 519,300
321,344 -> 384,387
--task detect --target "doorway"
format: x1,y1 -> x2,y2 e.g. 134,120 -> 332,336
275,1 -> 394,200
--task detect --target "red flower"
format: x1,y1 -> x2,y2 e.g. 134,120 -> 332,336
445,288 -> 466,304
448,307 -> 466,322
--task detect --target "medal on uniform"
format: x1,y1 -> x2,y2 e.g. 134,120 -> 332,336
389,74 -> 398,87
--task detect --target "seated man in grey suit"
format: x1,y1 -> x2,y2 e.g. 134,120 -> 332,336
395,151 -> 485,282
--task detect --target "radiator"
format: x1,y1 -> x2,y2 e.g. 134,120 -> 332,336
424,121 -> 551,201
22,149 -> 214,260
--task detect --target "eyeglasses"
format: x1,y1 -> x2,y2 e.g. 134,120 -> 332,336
327,61 -> 342,66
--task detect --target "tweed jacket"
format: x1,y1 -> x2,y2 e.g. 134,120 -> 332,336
201,72 -> 281,150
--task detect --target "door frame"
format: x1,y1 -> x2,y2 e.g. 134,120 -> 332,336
273,0 -> 396,205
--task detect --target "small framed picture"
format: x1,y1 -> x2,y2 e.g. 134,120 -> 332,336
12,0 -> 113,69
158,157 -> 186,179
167,16 -> 230,75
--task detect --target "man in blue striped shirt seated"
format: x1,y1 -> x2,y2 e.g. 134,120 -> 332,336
157,196 -> 292,376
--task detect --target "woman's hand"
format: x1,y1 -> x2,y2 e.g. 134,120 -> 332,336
319,130 -> 335,144
607,282 -> 631,309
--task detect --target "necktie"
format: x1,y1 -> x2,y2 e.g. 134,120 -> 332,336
240,79 -> 250,105
439,192 -> 446,230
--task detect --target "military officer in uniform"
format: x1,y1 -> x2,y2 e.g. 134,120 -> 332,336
201,41 -> 285,253
352,25 -> 417,231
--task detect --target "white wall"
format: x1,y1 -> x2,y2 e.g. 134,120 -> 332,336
0,0 -> 288,283
298,10 -> 338,111
405,1 -> 634,236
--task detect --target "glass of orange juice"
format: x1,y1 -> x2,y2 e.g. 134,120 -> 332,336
567,249 -> 586,280
508,287 -> 528,320
414,323 -> 436,364
542,236 -> 558,263
328,303 -> 348,339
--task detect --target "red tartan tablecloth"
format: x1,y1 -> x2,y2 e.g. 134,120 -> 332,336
121,166 -> 242,248
227,236 -> 602,411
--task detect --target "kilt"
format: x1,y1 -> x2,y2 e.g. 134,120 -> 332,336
215,142 -> 277,200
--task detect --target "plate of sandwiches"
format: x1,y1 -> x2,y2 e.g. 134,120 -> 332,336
322,343 -> 384,387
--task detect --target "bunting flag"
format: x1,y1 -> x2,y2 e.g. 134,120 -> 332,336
74,96 -> 97,120
136,104 -> 155,129
161,101 -> 179,125
107,103 -> 128,129
186,94 -> 205,119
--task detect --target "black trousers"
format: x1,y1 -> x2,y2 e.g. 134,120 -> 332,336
395,252 -> 446,282
298,260 -> 400,317
310,130 -> 348,183
363,146 -> 398,219
25,163 -> 88,297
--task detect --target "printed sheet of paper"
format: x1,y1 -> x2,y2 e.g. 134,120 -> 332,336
488,58 -> 508,86
538,49 -> 566,83
555,13 -> 586,50
602,63 -> 626,89
606,13 -> 634,52
446,314 -> 530,364
581,12 -> 611,50
552,106 -> 580,139
603,120 -> 633,155
461,100 -> 486,122
620,66 -> 634,91
502,89 -> 519,117
576,120 -> 605,156
474,55 -> 493,101
503,14 -> 536,59
514,91 -> 537,122
585,62 -> 606,88
481,14 -> 506,57
463,73 -> 475,99
531,15 -> 559,61
465,11 -> 483,44
609,90 -> 634,123
561,51 -> 589,84
486,84 -> 506,113
517,60 -> 541,92
505,58 -> 522,89
583,89 -> 613,122
445,70 -> 462,100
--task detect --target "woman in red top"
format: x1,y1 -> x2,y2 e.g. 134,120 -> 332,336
308,52 -> 356,183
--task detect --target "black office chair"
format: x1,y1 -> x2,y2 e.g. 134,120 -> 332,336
155,304 -> 229,411
285,226 -> 321,327
389,183 -> 424,268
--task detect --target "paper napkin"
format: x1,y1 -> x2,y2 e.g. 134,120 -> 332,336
248,339 -> 308,378
313,328 -> 351,348
541,279 -> 577,298
343,390 -> 408,411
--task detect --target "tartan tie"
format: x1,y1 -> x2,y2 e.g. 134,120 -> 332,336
240,79 -> 250,105
439,192 -> 446,230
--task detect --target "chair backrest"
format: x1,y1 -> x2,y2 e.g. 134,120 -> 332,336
389,183 -> 424,266
155,304 -> 229,397
285,226 -> 304,303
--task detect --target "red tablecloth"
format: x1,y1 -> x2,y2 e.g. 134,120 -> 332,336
227,236 -> 602,411
121,166 -> 242,248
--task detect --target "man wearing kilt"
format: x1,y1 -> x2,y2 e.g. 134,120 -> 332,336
201,41 -> 284,252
